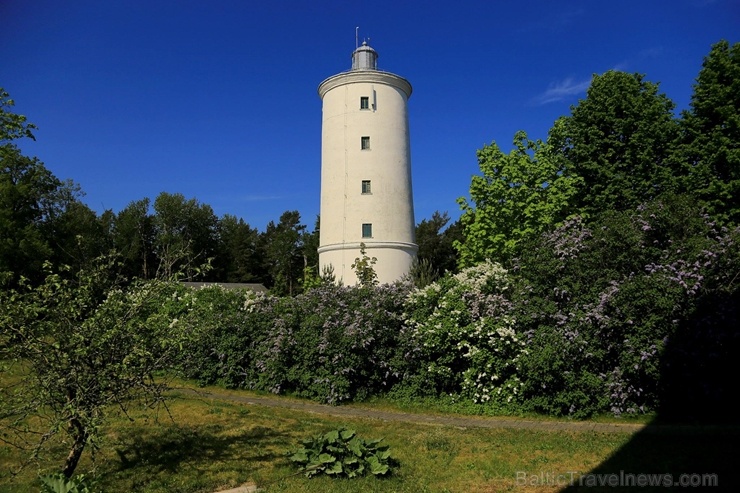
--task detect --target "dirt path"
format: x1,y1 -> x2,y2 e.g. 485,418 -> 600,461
177,388 -> 650,434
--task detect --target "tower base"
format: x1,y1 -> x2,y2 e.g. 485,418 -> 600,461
318,241 -> 418,286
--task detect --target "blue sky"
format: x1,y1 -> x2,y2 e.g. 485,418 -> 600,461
1,0 -> 737,232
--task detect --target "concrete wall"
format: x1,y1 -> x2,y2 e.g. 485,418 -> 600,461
318,71 -> 417,285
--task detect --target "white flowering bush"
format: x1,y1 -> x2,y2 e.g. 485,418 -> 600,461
402,260 -> 526,407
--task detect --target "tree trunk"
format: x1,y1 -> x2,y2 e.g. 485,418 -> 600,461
62,417 -> 88,478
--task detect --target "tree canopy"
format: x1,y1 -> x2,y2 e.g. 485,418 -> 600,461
0,88 -> 36,143
262,210 -> 307,296
455,131 -> 582,267
0,92 -> 82,286
675,39 -> 740,224
415,211 -> 461,276
548,70 -> 680,217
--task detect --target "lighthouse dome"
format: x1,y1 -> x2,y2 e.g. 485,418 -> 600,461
351,41 -> 378,70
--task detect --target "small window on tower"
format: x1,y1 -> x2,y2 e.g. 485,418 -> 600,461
361,180 -> 371,194
360,97 -> 369,110
362,223 -> 373,238
361,136 -> 370,150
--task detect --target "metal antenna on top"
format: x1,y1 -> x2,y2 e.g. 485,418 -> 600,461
355,26 -> 359,49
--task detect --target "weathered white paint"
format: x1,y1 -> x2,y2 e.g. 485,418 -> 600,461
317,43 -> 417,285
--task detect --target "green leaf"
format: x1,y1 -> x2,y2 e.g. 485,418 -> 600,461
40,473 -> 74,493
325,461 -> 343,475
365,437 -> 383,446
347,436 -> 364,456
290,428 -> 395,478
39,473 -> 93,493
318,453 -> 336,464
375,449 -> 391,460
367,455 -> 390,476
289,449 -> 308,463
324,429 -> 340,443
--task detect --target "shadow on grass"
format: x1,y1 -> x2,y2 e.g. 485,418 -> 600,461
558,424 -> 737,492
560,287 -> 739,492
112,421 -> 287,475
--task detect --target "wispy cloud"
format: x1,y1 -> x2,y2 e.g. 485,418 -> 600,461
531,76 -> 591,105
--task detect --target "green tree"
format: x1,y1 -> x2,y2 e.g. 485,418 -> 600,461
0,87 -> 36,143
0,147 -> 81,286
0,88 -> 84,286
0,256 -> 189,477
262,210 -> 306,296
550,70 -> 680,217
415,211 -> 461,276
300,215 -> 321,290
675,40 -> 740,224
213,214 -> 265,282
113,198 -> 156,280
152,192 -> 218,280
49,201 -> 113,272
303,215 -> 320,272
1,150 -> 54,285
456,131 -> 582,267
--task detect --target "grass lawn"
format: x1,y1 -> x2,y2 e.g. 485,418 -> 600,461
1,382 -> 736,493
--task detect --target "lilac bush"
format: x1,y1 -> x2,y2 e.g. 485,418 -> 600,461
514,193 -> 740,418
176,285 -> 276,388
402,261 -> 526,408
252,282 -> 412,404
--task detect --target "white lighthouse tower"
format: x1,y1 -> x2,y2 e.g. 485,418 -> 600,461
318,40 -> 417,285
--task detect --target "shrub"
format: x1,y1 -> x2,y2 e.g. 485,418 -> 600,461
253,283 -> 411,403
514,194 -> 740,418
400,260 -> 526,408
289,427 -> 396,478
176,285 -> 275,388
176,282 -> 411,404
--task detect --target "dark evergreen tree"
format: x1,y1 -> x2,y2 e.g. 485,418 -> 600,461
415,211 -> 461,276
113,198 -> 156,280
262,210 -> 306,296
214,214 -> 265,283
49,201 -> 113,272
